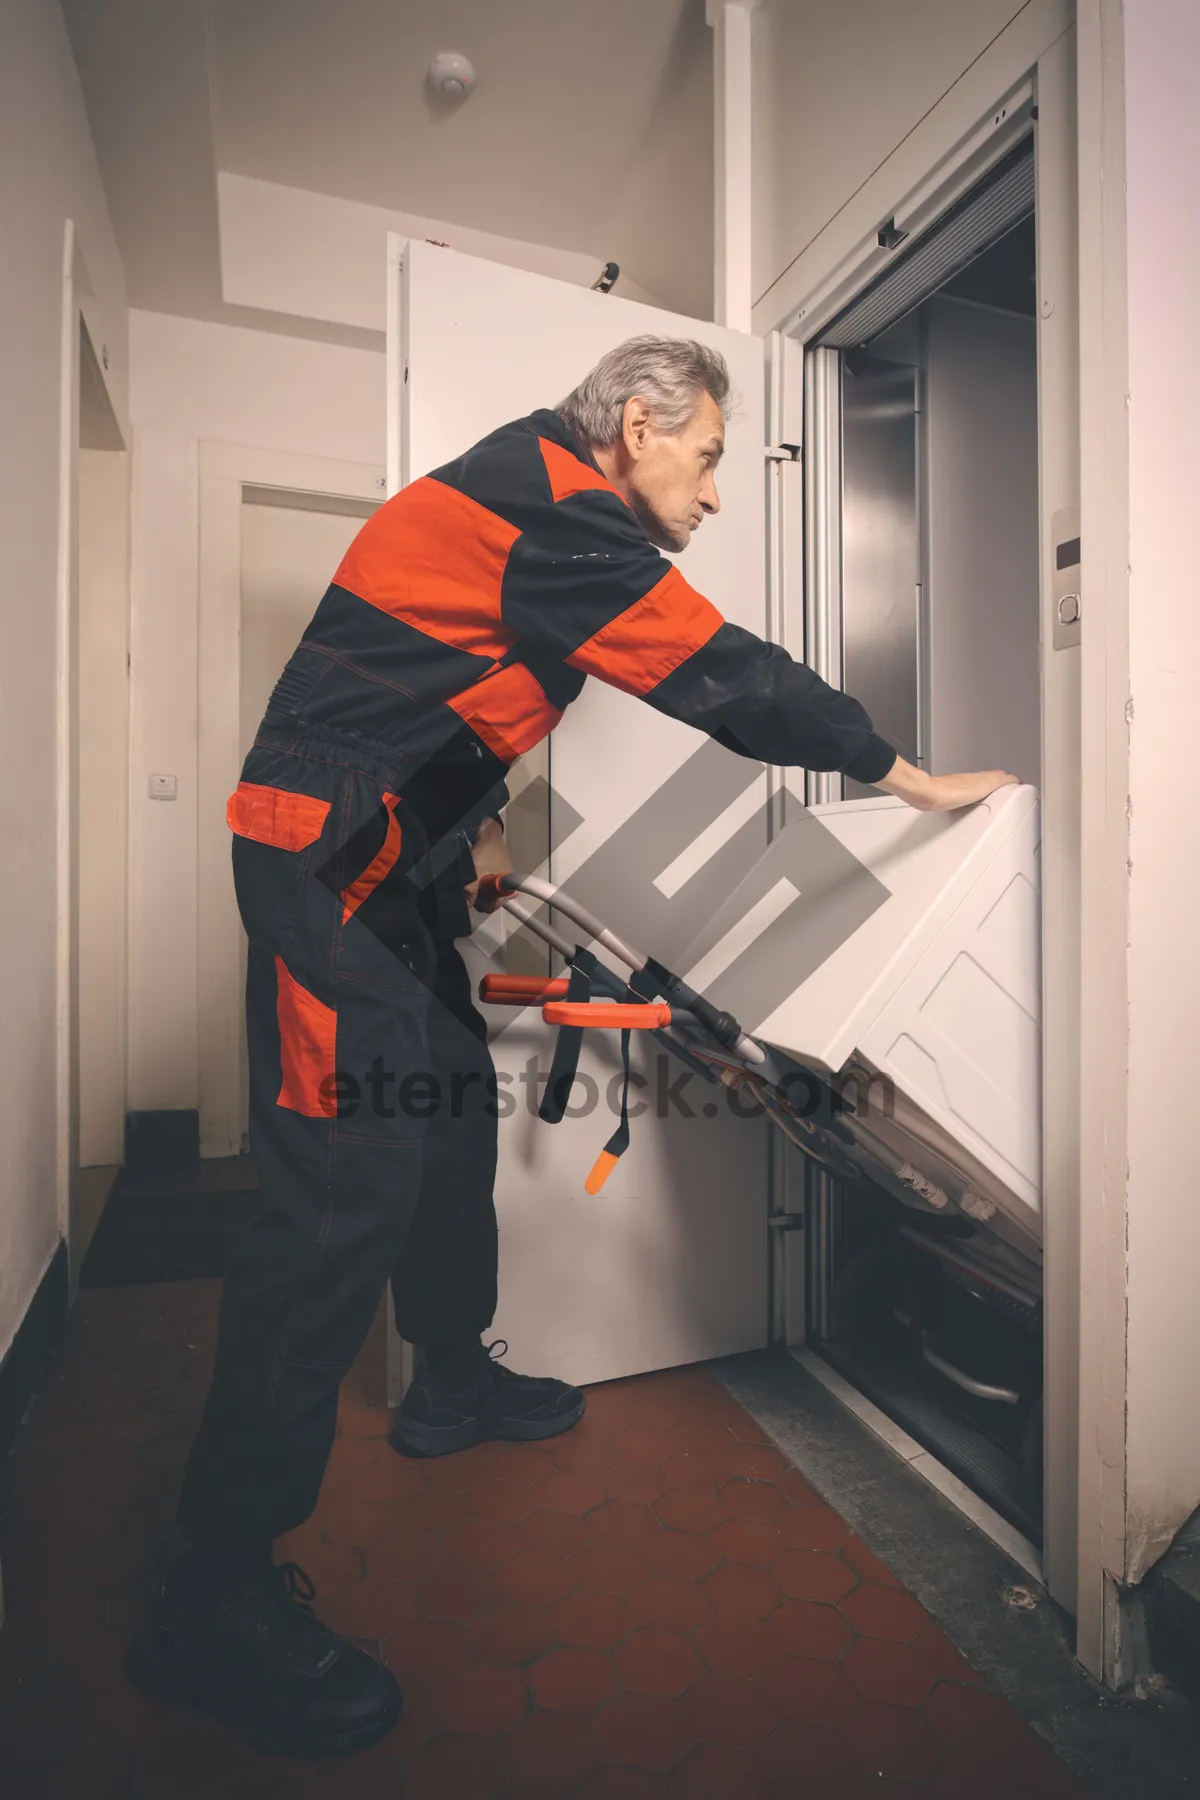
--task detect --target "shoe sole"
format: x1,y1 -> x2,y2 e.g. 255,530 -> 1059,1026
389,1391 -> 587,1459
125,1628 -> 403,1759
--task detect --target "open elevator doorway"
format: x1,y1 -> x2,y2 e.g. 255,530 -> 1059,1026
797,160 -> 1048,1559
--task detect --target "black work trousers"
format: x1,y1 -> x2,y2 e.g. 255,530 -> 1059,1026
177,733 -> 499,1550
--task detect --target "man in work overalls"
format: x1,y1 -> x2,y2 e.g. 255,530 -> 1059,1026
129,337 -> 1016,1755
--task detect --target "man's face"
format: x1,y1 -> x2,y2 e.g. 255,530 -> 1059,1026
624,391 -> 725,553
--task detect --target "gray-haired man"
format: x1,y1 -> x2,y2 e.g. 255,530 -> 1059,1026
129,336 -> 1016,1756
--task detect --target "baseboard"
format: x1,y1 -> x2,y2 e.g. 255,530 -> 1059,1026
124,1108 -> 200,1169
0,1241 -> 69,1475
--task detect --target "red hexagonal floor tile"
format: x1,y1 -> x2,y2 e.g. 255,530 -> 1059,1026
612,1427 -> 678,1465
772,1549 -> 856,1604
659,1452 -> 728,1491
692,1616 -> 784,1682
532,1469 -> 608,1515
666,1742 -> 780,1800
840,1534 -> 903,1588
701,1562 -> 782,1622
654,1488 -> 729,1535
466,1603 -> 561,1667
924,1678 -> 1039,1758
759,1720 -> 862,1797
588,1500 -> 664,1545
382,1618 -> 477,1684
761,1654 -> 859,1729
718,1478 -> 788,1522
468,1477 -> 539,1524
708,1517 -> 786,1566
473,1441 -> 558,1484
401,1729 -> 507,1800
569,1540 -> 651,1595
319,1574 -> 417,1639
529,1645 -> 620,1714
841,1583 -> 930,1643
441,1661 -> 531,1734
603,1461 -> 671,1505
844,1699 -> 942,1783
443,1517 -> 521,1568
643,1528 -> 721,1581
763,1597 -> 855,1662
494,1550 -> 575,1609
410,1564 -> 499,1624
365,1529 -> 445,1586
931,1737 -> 1091,1800
316,1496 -> 399,1548
912,1622 -> 989,1688
598,1690 -> 697,1772
625,1575 -> 711,1634
843,1635 -> 938,1706
514,1509 -> 591,1558
614,1628 -> 706,1697
549,1588 -> 634,1651
775,1503 -> 851,1553
553,1433 -> 621,1475
505,1706 -> 604,1793
576,1766 -> 670,1800
681,1672 -> 783,1750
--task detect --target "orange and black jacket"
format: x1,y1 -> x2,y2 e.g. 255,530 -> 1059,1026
260,408 -> 897,847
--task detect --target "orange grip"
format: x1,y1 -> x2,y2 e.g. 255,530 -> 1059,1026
479,975 -> 569,1002
543,1002 -> 672,1030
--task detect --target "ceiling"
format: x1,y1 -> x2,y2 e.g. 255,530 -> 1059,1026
63,0 -> 715,339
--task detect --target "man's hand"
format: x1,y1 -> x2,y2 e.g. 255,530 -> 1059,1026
465,816 -> 514,912
875,754 -> 1021,813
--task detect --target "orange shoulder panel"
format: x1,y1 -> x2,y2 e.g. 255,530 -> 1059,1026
565,565 -> 723,697
538,437 -> 624,506
334,477 -> 520,660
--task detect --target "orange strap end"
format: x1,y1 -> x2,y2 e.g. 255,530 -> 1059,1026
543,1001 -> 672,1030
585,1149 -> 620,1195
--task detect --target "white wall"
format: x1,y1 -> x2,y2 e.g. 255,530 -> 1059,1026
750,0 -> 1029,305
126,311 -> 384,1111
1117,0 -> 1200,1582
218,174 -> 663,336
0,0 -> 126,1361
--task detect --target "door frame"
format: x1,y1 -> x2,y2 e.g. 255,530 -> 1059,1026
757,29 -> 1082,1622
195,443 -> 384,1160
55,219 -> 129,1292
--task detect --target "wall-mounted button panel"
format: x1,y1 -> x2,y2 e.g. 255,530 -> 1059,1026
1052,505 -> 1081,650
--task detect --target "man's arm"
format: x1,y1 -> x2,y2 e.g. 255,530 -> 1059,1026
503,494 -> 1016,806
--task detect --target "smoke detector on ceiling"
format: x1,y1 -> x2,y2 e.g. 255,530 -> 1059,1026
427,52 -> 476,100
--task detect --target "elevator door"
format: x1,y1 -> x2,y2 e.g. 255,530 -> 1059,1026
841,359 -> 921,800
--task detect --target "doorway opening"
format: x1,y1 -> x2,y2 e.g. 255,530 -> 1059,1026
70,318 -> 129,1283
796,145 -> 1048,1554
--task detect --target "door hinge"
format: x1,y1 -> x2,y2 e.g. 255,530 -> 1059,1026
765,444 -> 801,463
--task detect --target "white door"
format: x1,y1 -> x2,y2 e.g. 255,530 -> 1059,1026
390,237 -> 770,1384
235,494 -> 376,1143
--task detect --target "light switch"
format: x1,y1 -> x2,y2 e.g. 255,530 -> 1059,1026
148,774 -> 178,801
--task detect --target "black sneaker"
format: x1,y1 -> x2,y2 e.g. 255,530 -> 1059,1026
126,1555 -> 402,1758
389,1339 -> 586,1458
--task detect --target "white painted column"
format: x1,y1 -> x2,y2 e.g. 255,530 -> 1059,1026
707,0 -> 759,332
1076,0 -> 1200,1687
